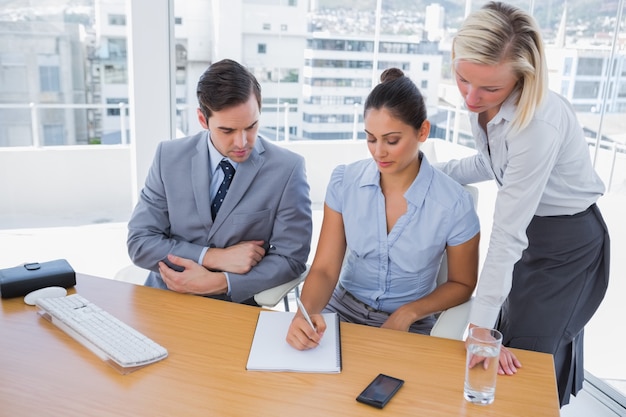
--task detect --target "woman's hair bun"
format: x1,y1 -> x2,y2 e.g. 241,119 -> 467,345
380,67 -> 404,83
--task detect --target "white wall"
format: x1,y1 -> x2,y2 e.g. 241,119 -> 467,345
0,146 -> 133,228
0,139 -> 477,229
0,140 -> 370,228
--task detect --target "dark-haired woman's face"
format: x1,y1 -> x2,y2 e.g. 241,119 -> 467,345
364,107 -> 428,176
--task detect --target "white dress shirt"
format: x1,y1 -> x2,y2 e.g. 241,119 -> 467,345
199,132 -> 239,294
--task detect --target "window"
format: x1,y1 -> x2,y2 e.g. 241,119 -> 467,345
379,42 -> 409,54
1,124 -> 31,147
1,53 -> 28,93
577,57 -> 604,76
303,113 -> 355,123
108,14 -> 126,26
618,82 -> 626,98
307,59 -> 373,69
561,80 -> 570,96
564,57 -> 573,76
261,98 -> 298,113
378,61 -> 410,70
573,81 -> 600,99
176,66 -> 186,85
306,77 -> 371,88
104,64 -> 127,84
38,55 -> 61,92
42,124 -> 64,146
258,44 -> 267,54
308,38 -> 375,52
281,24 -> 288,31
107,98 -> 129,116
423,62 -> 430,71
251,67 -> 299,83
107,39 -> 127,59
175,44 -> 187,63
343,96 -> 362,105
263,23 -> 271,30
39,66 -> 60,92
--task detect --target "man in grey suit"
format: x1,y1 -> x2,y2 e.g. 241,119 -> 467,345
127,59 -> 312,305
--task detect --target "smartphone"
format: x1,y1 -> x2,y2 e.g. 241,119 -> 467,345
356,373 -> 404,409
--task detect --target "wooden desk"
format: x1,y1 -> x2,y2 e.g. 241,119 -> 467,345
0,274 -> 560,416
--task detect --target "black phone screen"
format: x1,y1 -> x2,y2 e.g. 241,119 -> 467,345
356,373 -> 404,408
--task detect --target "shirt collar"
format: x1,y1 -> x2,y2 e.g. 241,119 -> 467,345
480,89 -> 520,127
358,151 -> 434,208
206,131 -> 238,172
405,152 -> 434,208
496,91 -> 518,122
359,159 -> 381,188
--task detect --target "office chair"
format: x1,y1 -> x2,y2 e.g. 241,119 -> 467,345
114,264 -> 149,284
429,184 -> 478,341
253,264 -> 310,310
429,252 -> 475,340
114,263 -> 309,311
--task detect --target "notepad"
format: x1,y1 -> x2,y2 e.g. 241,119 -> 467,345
246,310 -> 342,373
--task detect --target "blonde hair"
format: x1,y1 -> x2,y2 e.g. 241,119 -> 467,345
452,2 -> 547,134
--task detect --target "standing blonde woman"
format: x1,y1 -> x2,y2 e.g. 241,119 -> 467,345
437,1 -> 610,407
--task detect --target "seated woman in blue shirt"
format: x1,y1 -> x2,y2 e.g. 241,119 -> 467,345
286,68 -> 481,350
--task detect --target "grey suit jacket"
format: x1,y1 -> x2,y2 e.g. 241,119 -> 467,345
127,131 -> 312,302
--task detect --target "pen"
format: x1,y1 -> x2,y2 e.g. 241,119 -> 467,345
296,296 -> 316,331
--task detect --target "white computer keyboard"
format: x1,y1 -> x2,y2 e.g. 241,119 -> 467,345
36,293 -> 168,372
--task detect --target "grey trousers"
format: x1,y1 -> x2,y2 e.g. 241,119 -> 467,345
323,284 -> 436,335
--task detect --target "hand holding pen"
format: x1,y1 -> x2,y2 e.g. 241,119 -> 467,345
285,296 -> 327,350
296,297 -> 316,330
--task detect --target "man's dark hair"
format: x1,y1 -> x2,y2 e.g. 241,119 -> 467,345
196,59 -> 262,119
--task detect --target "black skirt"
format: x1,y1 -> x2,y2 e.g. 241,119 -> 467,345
497,203 -> 610,407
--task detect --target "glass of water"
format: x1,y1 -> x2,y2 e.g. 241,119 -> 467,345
463,327 -> 503,405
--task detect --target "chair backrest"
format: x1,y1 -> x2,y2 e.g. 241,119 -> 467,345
114,264 -> 149,285
436,184 -> 478,287
253,264 -> 311,309
430,184 -> 479,340
463,184 -> 479,210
